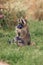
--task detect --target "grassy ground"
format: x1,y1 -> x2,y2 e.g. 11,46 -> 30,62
0,20 -> 43,65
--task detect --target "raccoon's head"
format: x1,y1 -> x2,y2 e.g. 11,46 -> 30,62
17,17 -> 27,27
20,18 -> 26,26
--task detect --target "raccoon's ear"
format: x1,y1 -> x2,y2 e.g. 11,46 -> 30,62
22,19 -> 26,25
22,20 -> 24,24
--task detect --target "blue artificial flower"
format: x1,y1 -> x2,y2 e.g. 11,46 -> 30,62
16,37 -> 21,40
17,24 -> 23,29
16,36 -> 24,44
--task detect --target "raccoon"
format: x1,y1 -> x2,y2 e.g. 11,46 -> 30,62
15,17 -> 31,46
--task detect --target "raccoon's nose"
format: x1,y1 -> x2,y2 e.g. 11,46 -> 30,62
18,32 -> 20,36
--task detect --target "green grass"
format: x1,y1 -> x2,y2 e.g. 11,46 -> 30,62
0,20 -> 43,65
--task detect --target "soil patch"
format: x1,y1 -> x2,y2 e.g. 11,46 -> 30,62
0,61 -> 9,65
